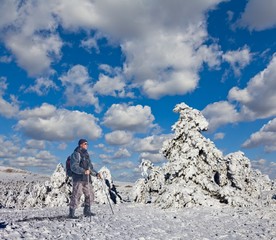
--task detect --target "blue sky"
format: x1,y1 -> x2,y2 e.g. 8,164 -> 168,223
0,0 -> 276,182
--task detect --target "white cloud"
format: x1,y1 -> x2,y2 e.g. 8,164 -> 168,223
95,143 -> 113,153
54,0 -> 100,30
242,118 -> 276,152
132,135 -> 170,153
5,33 -> 62,77
0,55 -> 12,63
93,74 -> 127,97
251,158 -> 276,179
0,0 -> 226,98
94,65 -> 134,98
0,136 -> 21,159
0,77 -> 20,118
102,0 -> 224,99
203,55 -> 276,131
214,132 -> 225,140
0,77 -> 8,95
105,130 -> 133,146
222,46 -> 252,76
110,160 -> 136,171
59,65 -> 100,111
58,142 -> 67,150
238,0 -> 276,31
99,154 -> 111,161
16,103 -> 102,141
228,55 -> 276,120
122,26 -> 221,99
202,101 -> 240,131
113,148 -> 131,159
103,103 -> 155,132
25,77 -> 59,96
19,103 -> 56,119
0,0 -> 18,29
1,1 -> 62,76
0,136 -> 58,174
139,152 -> 166,164
59,64 -> 90,85
0,96 -> 19,119
15,152 -> 57,169
80,36 -> 99,53
26,139 -> 46,150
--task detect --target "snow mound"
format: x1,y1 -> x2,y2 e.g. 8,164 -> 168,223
0,164 -> 122,209
133,103 -> 275,208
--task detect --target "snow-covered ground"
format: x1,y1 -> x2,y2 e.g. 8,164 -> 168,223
0,166 -> 49,183
0,167 -> 275,240
1,203 -> 275,239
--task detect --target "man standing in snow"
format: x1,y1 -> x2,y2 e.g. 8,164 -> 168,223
68,139 -> 100,219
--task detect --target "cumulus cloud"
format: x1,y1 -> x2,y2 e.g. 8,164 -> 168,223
237,0 -> 276,31
228,55 -> 276,120
80,36 -> 100,53
25,77 -> 59,96
122,24 -> 221,99
59,65 -> 100,111
132,135 -> 171,153
251,158 -> 276,179
113,148 -> 131,159
222,46 -> 252,76
16,103 -> 102,141
0,77 -> 20,118
93,74 -> 127,97
26,139 -> 46,150
5,33 -> 62,76
0,0 -> 18,29
58,142 -> 67,150
0,0 -> 226,98
110,160 -> 136,171
214,132 -> 225,140
15,151 -> 57,169
0,0 -> 62,76
103,103 -> 156,132
0,96 -> 19,118
242,118 -> 276,152
203,54 -> 276,131
0,136 -> 21,159
202,101 -> 240,131
0,136 -> 58,174
139,152 -> 166,164
105,130 -> 133,146
94,0 -> 224,98
94,65 -> 134,98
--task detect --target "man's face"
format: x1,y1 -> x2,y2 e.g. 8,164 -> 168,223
80,142 -> 88,149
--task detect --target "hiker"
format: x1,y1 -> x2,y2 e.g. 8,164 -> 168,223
68,139 -> 101,219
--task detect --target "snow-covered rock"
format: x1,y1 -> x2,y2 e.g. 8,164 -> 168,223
133,103 -> 275,208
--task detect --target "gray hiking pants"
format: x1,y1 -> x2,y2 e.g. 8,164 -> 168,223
69,180 -> 94,209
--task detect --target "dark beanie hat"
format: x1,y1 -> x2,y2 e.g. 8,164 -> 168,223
78,139 -> 88,146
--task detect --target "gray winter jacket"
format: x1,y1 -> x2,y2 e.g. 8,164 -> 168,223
70,146 -> 98,182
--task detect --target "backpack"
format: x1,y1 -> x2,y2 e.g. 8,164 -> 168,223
66,156 -> 73,177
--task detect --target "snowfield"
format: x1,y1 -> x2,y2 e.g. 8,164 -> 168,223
1,202 -> 276,240
0,167 -> 275,240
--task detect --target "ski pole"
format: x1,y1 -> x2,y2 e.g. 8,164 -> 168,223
100,177 -> 114,215
87,172 -> 92,222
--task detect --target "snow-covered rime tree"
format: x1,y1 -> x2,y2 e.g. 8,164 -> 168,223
133,103 -> 274,208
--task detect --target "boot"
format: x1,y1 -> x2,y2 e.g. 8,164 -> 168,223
68,208 -> 78,219
83,205 -> 95,217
